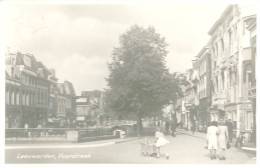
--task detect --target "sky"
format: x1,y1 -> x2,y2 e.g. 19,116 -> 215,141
3,3 -> 228,95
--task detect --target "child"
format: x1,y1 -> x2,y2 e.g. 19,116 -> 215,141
154,127 -> 170,158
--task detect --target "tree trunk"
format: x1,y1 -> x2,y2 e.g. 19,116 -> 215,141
136,116 -> 143,137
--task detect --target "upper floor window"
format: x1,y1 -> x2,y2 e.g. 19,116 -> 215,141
11,92 -> 15,105
228,30 -> 232,53
16,92 -> 20,105
221,38 -> 225,56
6,90 -> 9,105
215,44 -> 219,57
26,94 -> 30,106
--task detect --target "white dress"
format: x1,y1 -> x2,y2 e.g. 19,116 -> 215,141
207,126 -> 218,150
218,125 -> 228,149
155,131 -> 169,147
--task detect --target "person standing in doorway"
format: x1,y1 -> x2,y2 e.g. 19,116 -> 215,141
206,121 -> 219,160
218,119 -> 229,160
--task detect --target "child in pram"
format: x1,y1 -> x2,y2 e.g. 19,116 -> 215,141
141,127 -> 170,159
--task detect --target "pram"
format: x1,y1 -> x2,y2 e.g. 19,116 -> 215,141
140,137 -> 170,159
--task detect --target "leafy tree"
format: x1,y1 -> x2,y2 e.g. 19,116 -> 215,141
106,25 -> 180,135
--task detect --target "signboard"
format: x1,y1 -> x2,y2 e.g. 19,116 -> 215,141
76,116 -> 85,121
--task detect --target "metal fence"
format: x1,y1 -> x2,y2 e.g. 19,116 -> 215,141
5,128 -> 113,138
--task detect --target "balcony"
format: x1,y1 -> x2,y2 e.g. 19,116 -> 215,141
248,86 -> 256,99
213,91 -> 226,101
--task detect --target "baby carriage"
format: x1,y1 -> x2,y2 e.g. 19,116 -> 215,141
140,137 -> 170,159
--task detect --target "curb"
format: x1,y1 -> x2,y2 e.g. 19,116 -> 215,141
5,137 -> 141,150
176,130 -> 206,140
114,137 -> 141,144
5,141 -> 116,150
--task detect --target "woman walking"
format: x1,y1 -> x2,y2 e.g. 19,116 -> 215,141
206,121 -> 218,160
218,119 -> 229,160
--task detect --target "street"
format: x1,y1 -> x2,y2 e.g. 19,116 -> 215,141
5,132 -> 256,164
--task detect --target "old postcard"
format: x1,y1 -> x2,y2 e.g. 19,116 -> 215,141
1,0 -> 258,166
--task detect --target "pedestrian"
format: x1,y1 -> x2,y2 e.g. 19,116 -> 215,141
218,119 -> 229,160
170,113 -> 177,137
191,121 -> 196,135
206,121 -> 219,160
154,127 -> 170,158
165,120 -> 170,135
226,119 -> 233,142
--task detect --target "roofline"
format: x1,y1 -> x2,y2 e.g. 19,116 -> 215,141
208,5 -> 234,35
192,45 -> 210,66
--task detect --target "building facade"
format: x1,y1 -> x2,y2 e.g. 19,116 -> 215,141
56,81 -> 76,127
5,51 -> 76,128
192,47 -> 212,128
75,90 -> 105,127
178,69 -> 199,130
245,15 -> 256,143
5,52 -> 50,128
208,5 -> 256,139
176,5 -> 256,138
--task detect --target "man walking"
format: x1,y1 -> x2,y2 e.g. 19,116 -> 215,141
226,119 -> 233,142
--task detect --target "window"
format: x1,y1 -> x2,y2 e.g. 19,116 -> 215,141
26,94 -> 29,106
23,93 -> 26,105
221,71 -> 225,90
228,30 -> 232,53
31,93 -> 34,105
216,77 -> 219,92
215,44 -> 218,57
16,92 -> 19,105
6,90 -> 9,105
221,38 -> 225,56
38,92 -> 41,105
246,111 -> 253,130
10,92 -> 15,105
233,25 -> 238,50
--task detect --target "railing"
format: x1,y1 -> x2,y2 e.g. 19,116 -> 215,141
105,120 -> 137,127
78,128 -> 114,139
5,128 -> 113,138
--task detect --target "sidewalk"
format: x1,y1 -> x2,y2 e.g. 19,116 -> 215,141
177,128 -> 257,155
5,137 -> 141,149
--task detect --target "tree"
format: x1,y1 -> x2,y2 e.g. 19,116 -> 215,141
106,25 -> 180,135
